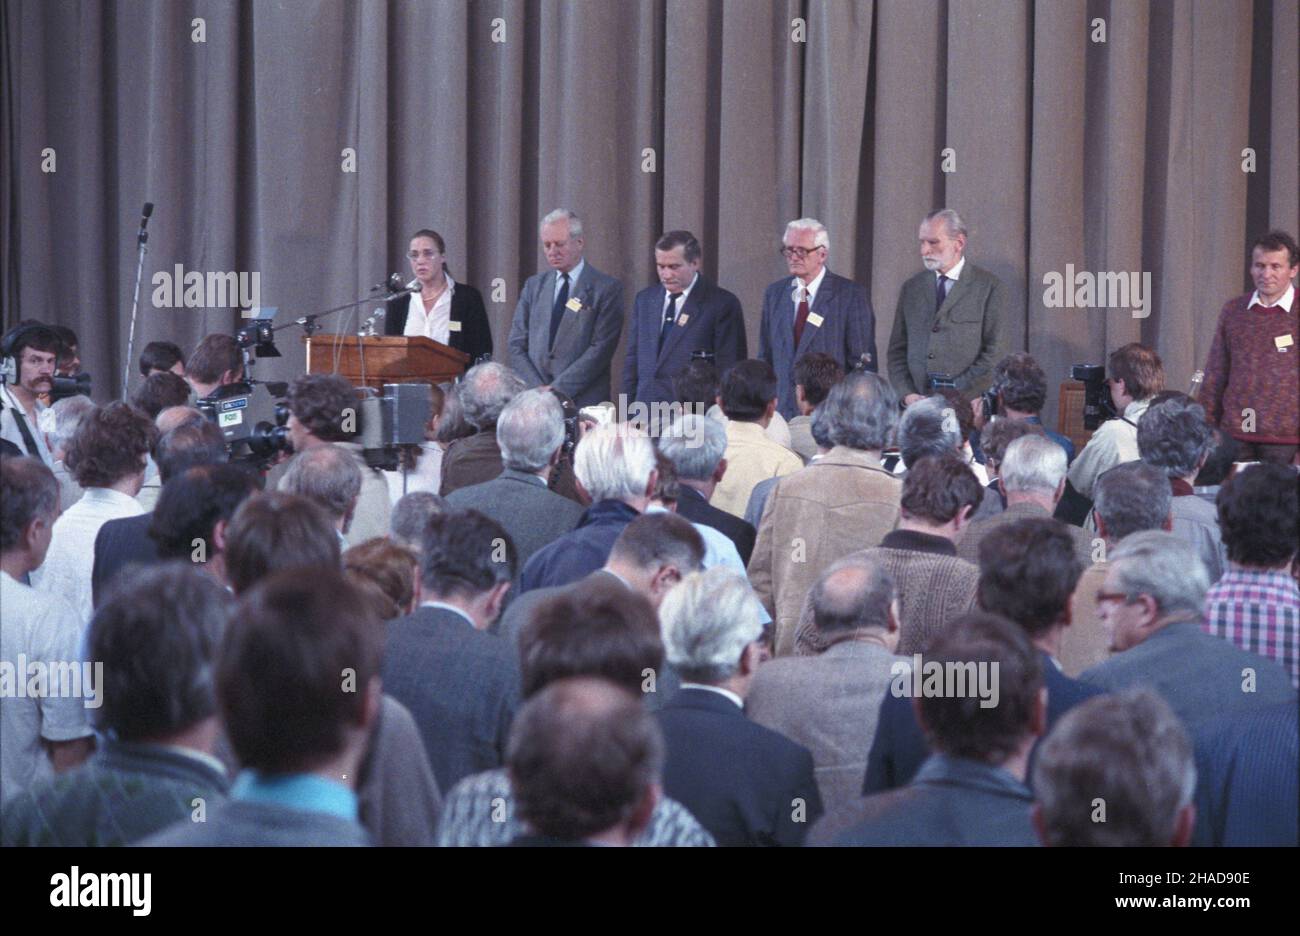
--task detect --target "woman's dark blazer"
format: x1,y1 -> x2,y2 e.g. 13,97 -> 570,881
385,281 -> 493,364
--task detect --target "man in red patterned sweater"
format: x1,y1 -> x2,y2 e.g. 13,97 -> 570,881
1199,230 -> 1300,465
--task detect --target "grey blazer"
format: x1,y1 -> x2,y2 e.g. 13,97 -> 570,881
445,469 -> 585,568
745,639 -> 904,821
886,262 -> 1005,398
507,262 -> 625,407
1080,621 -> 1296,727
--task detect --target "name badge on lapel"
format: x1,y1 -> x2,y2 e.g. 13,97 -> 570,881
566,297 -> 583,313
448,320 -> 463,332
806,312 -> 824,328
1276,334 -> 1294,351
676,314 -> 689,327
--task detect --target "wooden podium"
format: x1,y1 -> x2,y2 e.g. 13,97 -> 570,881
304,335 -> 470,390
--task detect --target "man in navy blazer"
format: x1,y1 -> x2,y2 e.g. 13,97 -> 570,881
759,218 -> 877,419
622,231 -> 746,408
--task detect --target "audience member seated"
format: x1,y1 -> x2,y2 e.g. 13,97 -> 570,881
1138,392 -> 1225,581
146,464 -> 260,588
1080,531 -> 1295,724
223,492 -> 341,595
42,395 -> 95,514
343,537 -> 419,620
795,453 -> 979,657
505,678 -> 663,847
970,417 -> 1044,520
144,573 -> 380,845
129,371 -> 193,512
435,577 -> 713,846
657,568 -> 822,846
383,510 -> 521,793
821,613 -> 1043,846
2,564 -> 233,845
864,517 -> 1102,795
32,402 -> 156,625
439,362 -> 526,496
520,422 -> 659,592
283,372 -> 390,543
958,435 -> 1091,566
788,352 -> 844,462
658,414 -> 756,565
750,371 -> 902,655
935,388 -> 988,483
1033,690 -> 1194,846
646,450 -> 746,574
389,490 -> 447,553
747,555 -> 903,822
0,458 -> 94,805
92,419 -> 230,606
1191,429 -> 1240,504
1066,342 -> 1165,501
744,400 -> 836,529
445,387 -> 583,568
1204,463 -> 1299,687
979,352 -> 1075,463
708,360 -> 803,517
1063,461 -> 1173,676
1191,702 -> 1299,846
138,340 -> 186,378
279,443 -> 362,547
889,393 -> 964,473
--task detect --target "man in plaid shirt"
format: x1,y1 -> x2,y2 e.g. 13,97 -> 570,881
1205,463 -> 1300,688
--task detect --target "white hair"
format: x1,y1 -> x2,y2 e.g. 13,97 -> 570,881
783,217 -> 830,251
45,395 -> 96,453
922,208 -> 968,240
1109,530 -> 1210,618
498,389 -> 566,473
573,422 -> 657,503
658,414 -> 726,481
660,568 -> 765,683
1000,434 -> 1067,496
539,208 -> 583,239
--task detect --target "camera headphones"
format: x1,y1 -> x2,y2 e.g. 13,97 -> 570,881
0,323 -> 52,386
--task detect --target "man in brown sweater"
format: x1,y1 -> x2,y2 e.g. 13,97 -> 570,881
794,453 -> 982,656
1199,230 -> 1299,465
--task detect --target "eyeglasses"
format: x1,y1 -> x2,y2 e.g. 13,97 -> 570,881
407,249 -> 439,260
780,245 -> 824,260
1095,590 -> 1133,606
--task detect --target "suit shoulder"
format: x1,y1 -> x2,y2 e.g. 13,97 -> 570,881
964,263 -> 1005,289
584,264 -> 623,288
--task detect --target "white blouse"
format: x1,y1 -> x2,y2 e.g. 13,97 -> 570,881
402,275 -> 456,345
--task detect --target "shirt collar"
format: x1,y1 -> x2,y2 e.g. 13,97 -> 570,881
881,528 -> 958,556
420,600 -> 478,629
500,468 -> 547,487
1124,398 -> 1151,421
79,487 -> 142,509
792,266 -> 828,302
1248,283 -> 1295,312
940,256 -> 966,282
679,683 -> 744,709
231,770 -> 358,821
1170,478 -> 1195,497
667,273 -> 699,307
560,259 -> 585,287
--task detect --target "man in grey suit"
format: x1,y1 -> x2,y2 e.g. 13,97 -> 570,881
746,555 -> 904,822
622,230 -> 746,408
508,208 -> 625,408
1081,531 -> 1296,725
446,388 -> 583,568
759,217 -> 877,419
144,572 -> 380,846
383,510 -> 522,794
887,209 -> 1005,405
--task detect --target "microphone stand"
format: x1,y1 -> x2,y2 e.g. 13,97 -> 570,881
122,224 -> 150,399
274,282 -> 417,381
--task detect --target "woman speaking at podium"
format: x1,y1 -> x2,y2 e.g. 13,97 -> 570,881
384,229 -> 493,365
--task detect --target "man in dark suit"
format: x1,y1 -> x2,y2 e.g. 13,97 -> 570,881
1080,531 -> 1296,724
439,362 -> 526,497
1033,690 -> 1197,847
759,218 -> 877,419
507,209 -> 625,408
445,388 -> 582,567
622,231 -> 746,408
863,517 -> 1104,795
91,414 -> 228,607
887,208 -> 1005,405
506,677 -> 663,848
657,413 -> 755,564
656,567 -> 822,846
826,613 -> 1044,846
383,510 -> 522,794
1192,702 -> 1299,846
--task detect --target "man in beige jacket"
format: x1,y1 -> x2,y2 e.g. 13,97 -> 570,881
748,371 -> 902,655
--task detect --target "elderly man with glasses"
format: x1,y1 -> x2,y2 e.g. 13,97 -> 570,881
758,218 -> 877,420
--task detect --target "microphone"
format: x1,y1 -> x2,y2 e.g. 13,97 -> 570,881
371,273 -> 418,295
360,307 -> 387,336
138,202 -> 154,246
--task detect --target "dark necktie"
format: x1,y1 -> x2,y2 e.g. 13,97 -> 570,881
793,286 -> 811,347
548,271 -> 570,351
935,274 -> 949,313
659,292 -> 681,354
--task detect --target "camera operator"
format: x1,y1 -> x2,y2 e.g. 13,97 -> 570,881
1064,342 -> 1165,504
974,352 -> 1075,464
184,334 -> 245,400
281,373 -> 391,545
1,323 -> 61,466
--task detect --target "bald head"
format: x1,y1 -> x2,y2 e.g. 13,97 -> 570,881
157,405 -> 204,435
810,556 -> 896,639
